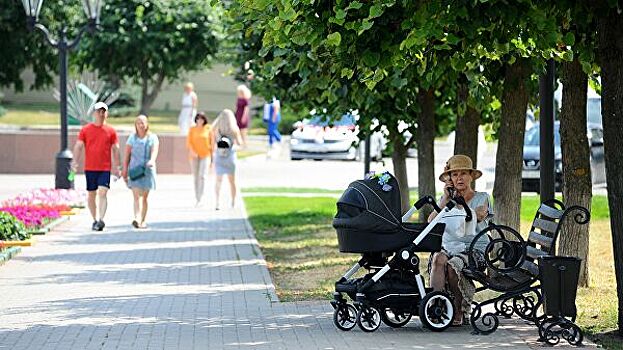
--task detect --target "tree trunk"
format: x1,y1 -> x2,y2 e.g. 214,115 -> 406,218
139,72 -> 166,115
559,58 -> 592,287
597,8 -> 623,335
391,132 -> 410,214
492,59 -> 530,231
417,88 -> 436,221
455,79 -> 481,167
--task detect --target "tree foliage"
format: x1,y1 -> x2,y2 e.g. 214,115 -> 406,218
0,0 -> 82,91
77,0 -> 221,114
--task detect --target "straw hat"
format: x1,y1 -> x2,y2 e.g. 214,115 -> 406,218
439,154 -> 482,182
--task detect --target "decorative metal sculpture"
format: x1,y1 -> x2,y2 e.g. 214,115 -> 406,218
53,73 -> 119,125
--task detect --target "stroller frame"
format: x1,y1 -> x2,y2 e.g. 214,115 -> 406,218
332,195 -> 473,332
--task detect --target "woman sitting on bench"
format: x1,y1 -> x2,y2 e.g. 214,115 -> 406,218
427,155 -> 493,326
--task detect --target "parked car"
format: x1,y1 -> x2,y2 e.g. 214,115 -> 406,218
522,121 -> 605,192
289,114 -> 386,161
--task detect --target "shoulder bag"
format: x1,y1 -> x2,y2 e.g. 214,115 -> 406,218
129,137 -> 150,181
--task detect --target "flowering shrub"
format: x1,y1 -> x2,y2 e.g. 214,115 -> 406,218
2,189 -> 85,210
0,211 -> 29,241
0,206 -> 60,229
0,189 -> 85,230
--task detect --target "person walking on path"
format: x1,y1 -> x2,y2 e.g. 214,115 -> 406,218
212,109 -> 243,210
71,102 -> 121,231
122,115 -> 159,229
187,112 -> 214,207
178,82 -> 198,136
234,84 -> 252,147
266,97 -> 282,157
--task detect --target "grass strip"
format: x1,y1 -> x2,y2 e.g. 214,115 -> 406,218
245,194 -> 619,346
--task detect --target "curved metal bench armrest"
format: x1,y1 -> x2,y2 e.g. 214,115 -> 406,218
560,205 -> 591,226
466,224 -> 527,274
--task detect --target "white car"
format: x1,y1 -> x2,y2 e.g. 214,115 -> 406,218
289,114 -> 386,161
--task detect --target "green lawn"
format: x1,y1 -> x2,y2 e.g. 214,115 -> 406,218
0,103 -> 185,133
242,187 -> 343,194
245,194 -> 619,348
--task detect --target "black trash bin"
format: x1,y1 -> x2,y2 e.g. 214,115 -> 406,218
538,256 -> 581,317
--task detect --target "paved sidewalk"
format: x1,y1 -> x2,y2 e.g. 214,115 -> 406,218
0,176 -> 589,349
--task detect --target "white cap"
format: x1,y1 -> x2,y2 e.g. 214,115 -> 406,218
93,101 -> 108,111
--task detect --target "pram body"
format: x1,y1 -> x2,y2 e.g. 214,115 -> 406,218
331,172 -> 471,332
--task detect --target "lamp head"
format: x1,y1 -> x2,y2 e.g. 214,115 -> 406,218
82,0 -> 103,29
21,0 -> 43,28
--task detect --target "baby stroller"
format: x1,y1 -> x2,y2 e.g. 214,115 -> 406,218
330,172 -> 472,332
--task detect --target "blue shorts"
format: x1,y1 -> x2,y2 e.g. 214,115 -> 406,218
85,171 -> 111,191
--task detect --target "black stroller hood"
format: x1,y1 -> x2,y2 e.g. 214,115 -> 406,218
333,172 -> 403,234
333,172 -> 445,253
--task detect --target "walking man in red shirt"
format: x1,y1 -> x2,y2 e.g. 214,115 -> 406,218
71,102 -> 121,231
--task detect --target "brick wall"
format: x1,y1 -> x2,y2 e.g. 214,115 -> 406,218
0,130 -> 191,174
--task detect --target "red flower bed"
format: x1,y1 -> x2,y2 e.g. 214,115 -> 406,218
0,189 -> 85,230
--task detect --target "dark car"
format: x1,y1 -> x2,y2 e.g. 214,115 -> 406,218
522,121 -> 606,192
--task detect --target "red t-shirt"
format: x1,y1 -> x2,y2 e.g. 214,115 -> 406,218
78,123 -> 119,171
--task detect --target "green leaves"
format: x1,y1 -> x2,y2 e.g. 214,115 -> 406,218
326,32 -> 342,46
330,9 -> 347,25
346,1 -> 363,11
563,32 -> 575,46
362,51 -> 380,67
0,211 -> 28,241
341,68 -> 355,79
77,0 -> 220,113
359,19 -> 374,34
369,5 -> 383,18
279,4 -> 298,21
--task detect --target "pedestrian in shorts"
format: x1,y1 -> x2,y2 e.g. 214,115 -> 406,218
71,102 -> 121,231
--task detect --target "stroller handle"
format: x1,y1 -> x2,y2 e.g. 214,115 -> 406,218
401,196 -> 441,222
453,196 -> 473,222
413,196 -> 442,213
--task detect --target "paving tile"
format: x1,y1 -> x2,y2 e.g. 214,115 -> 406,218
0,176 -> 592,350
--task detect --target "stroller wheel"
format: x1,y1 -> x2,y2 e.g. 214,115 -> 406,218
381,308 -> 412,328
333,303 -> 357,331
419,291 -> 454,332
357,305 -> 382,332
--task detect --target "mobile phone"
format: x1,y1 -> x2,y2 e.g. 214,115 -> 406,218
447,186 -> 456,198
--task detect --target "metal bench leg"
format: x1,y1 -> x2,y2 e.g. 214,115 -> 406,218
470,286 -> 543,335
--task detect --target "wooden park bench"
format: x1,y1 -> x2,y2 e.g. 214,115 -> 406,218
461,199 -> 590,337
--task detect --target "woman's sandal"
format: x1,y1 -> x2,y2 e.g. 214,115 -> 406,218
452,316 -> 464,327
131,220 -> 139,229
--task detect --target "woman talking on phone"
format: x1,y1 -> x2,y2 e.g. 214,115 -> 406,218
427,155 -> 493,326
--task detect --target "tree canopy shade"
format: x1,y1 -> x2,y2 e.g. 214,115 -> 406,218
0,0 -> 82,91
76,0 -> 221,114
226,1 -> 623,334
225,1 -> 461,212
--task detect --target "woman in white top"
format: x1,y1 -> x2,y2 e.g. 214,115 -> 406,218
178,82 -> 198,136
427,155 -> 493,326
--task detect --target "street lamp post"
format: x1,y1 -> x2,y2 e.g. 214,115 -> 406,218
20,0 -> 103,189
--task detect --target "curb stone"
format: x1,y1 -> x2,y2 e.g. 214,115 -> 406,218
0,247 -> 21,265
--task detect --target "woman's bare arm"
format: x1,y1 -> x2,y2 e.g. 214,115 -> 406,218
149,138 -> 159,165
122,144 -> 132,180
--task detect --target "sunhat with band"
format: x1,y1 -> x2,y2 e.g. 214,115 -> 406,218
439,154 -> 483,182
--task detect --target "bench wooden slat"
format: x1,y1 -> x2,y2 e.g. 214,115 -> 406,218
526,245 -> 549,260
532,218 -> 559,234
520,260 -> 539,277
538,204 -> 564,219
528,231 -> 554,249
